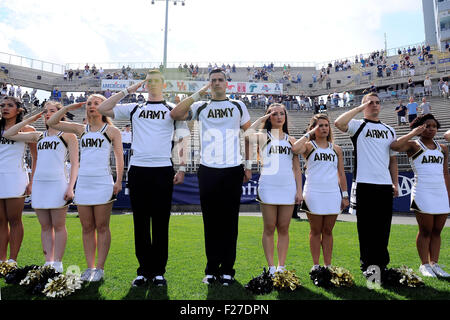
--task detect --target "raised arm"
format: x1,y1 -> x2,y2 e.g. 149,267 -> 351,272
47,102 -> 86,136
292,124 -> 318,155
170,83 -> 210,120
334,100 -> 369,132
444,129 -> 450,142
3,111 -> 44,142
97,80 -> 145,118
390,124 -> 426,152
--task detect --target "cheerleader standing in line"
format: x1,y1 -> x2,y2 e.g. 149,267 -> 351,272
0,96 -> 37,264
292,114 -> 349,271
4,101 -> 79,272
391,114 -> 449,278
246,103 -> 303,275
47,94 -> 124,282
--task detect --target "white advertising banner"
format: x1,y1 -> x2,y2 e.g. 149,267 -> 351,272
101,79 -> 283,95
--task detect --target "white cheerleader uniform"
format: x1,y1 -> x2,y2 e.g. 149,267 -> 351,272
257,132 -> 297,205
0,131 -> 29,199
74,124 -> 115,206
302,141 -> 342,215
31,131 -> 69,209
410,139 -> 450,214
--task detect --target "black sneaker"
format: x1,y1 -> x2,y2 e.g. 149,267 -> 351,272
131,275 -> 148,287
202,275 -> 217,285
219,274 -> 235,286
152,275 -> 167,287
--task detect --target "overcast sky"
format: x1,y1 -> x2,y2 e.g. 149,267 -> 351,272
0,0 -> 425,69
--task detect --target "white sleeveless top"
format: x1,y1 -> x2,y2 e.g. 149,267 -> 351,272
304,141 -> 339,193
34,131 -> 68,181
0,130 -> 27,173
259,132 -> 295,186
78,124 -> 112,176
410,139 -> 446,189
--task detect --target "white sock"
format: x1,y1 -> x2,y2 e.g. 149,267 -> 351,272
277,265 -> 286,272
268,266 -> 276,274
7,259 -> 16,263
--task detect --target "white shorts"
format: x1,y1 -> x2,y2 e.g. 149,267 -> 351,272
0,171 -> 29,199
411,187 -> 450,215
74,175 -> 115,206
302,190 -> 341,215
257,181 -> 296,205
32,179 -> 69,209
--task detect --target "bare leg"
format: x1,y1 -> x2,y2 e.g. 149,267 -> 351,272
261,204 -> 278,268
78,206 -> 96,269
307,213 -> 324,266
5,198 -> 25,261
429,214 -> 448,264
321,215 -> 338,266
50,208 -> 68,262
0,200 -> 9,261
275,205 -> 294,267
415,212 -> 434,265
93,203 -> 113,270
35,209 -> 54,262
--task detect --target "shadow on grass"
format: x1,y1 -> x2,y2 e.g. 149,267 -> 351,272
206,281 -> 255,300
69,280 -> 104,300
380,282 -> 450,300
122,284 -> 169,300
276,285 -> 329,300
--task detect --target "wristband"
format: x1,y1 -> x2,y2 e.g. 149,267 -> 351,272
244,160 -> 253,170
178,166 -> 186,172
303,133 -> 310,140
191,91 -> 201,102
121,88 -> 129,97
342,191 -> 349,198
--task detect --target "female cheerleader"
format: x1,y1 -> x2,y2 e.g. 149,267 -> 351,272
47,94 -> 124,282
246,103 -> 303,275
0,96 -> 37,264
292,114 -> 349,270
4,101 -> 79,272
391,114 -> 449,278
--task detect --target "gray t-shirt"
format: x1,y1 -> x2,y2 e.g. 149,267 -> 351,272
420,102 -> 431,115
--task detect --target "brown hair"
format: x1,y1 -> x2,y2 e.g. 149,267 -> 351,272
263,103 -> 289,134
308,113 -> 334,142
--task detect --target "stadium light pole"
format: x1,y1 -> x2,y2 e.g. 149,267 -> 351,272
151,0 -> 186,69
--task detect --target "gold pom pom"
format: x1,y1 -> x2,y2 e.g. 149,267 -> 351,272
42,274 -> 83,298
0,261 -> 17,277
272,269 -> 302,291
329,266 -> 354,287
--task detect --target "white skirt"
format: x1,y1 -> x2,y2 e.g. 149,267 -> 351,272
32,179 -> 69,209
257,180 -> 296,205
411,186 -> 450,215
74,175 -> 115,206
0,171 -> 29,199
302,189 -> 341,215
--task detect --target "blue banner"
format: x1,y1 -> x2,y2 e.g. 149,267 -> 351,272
24,172 -> 416,212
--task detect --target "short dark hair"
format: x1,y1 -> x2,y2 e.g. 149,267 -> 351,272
410,113 -> 441,130
208,68 -> 226,79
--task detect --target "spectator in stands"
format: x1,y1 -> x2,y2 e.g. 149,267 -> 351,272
68,69 -> 73,81
69,93 -> 75,104
8,85 -> 15,97
442,81 -> 449,99
325,76 -> 331,90
52,88 -> 61,102
22,91 -> 30,105
395,100 -> 407,126
64,71 -> 68,81
406,96 -> 418,123
424,76 -> 432,96
419,97 -> 431,115
407,78 -> 415,98
16,86 -> 22,99
332,92 -> 340,108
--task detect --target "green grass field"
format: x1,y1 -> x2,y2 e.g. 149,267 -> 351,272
1,213 -> 449,301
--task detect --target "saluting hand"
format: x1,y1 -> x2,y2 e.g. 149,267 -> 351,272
25,111 -> 44,123
411,124 -> 427,137
128,80 -> 146,94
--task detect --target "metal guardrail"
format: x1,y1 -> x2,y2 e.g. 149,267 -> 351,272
0,51 -> 66,74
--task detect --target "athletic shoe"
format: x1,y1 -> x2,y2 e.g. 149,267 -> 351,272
52,262 -> 63,273
202,275 -> 216,285
132,275 -> 148,287
430,263 -> 450,278
81,268 -> 95,282
276,266 -> 286,273
268,266 -> 276,276
219,274 -> 235,286
419,264 -> 437,277
89,269 -> 104,282
310,265 -> 320,272
152,275 -> 167,287
6,259 -> 16,264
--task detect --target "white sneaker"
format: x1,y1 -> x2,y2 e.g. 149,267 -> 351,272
310,265 -> 320,272
419,264 -> 437,277
89,269 -> 104,282
52,262 -> 63,273
7,259 -> 16,264
276,266 -> 286,273
431,263 -> 450,278
81,268 -> 95,281
268,266 -> 276,276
